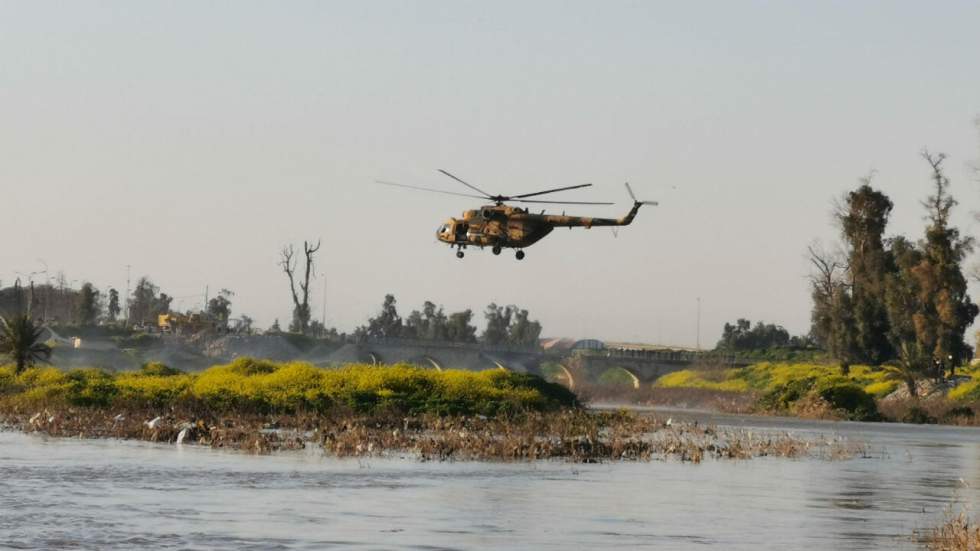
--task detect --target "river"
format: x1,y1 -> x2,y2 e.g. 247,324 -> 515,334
1,411 -> 978,550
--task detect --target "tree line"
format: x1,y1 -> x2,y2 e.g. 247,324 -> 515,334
808,151 -> 978,394
352,294 -> 543,347
715,318 -> 812,352
0,275 -> 245,332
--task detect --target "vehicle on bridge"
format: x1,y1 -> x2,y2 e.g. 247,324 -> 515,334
378,170 -> 657,260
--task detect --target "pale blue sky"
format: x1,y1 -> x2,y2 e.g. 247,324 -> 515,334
2,1 -> 979,346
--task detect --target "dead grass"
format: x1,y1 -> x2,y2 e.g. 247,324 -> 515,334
576,384 -> 759,414
922,508 -> 980,551
877,397 -> 979,426
0,405 -> 865,463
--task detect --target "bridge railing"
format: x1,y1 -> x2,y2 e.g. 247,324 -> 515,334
575,347 -> 749,366
361,337 -> 541,355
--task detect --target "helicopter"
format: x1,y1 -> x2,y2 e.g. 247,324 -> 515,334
378,170 -> 658,260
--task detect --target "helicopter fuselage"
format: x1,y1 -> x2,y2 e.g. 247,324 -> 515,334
436,202 -> 643,250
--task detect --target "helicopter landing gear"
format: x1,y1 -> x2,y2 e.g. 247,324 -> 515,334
515,250 -> 525,261
492,246 -> 502,255
456,250 -> 465,259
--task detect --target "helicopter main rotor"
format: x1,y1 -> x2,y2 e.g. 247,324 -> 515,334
377,169 -> 614,206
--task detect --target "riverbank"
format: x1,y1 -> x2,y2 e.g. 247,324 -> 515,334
579,361 -> 980,426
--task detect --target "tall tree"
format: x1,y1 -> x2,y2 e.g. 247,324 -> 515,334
884,236 -> 930,395
915,152 -> 978,376
239,314 -> 254,335
481,303 -> 513,345
129,277 -> 169,325
365,294 -> 403,339
507,308 -> 542,347
107,288 -> 121,322
75,282 -> 100,326
207,288 -> 234,326
838,180 -> 895,364
280,240 -> 321,334
0,314 -> 52,374
446,309 -> 477,343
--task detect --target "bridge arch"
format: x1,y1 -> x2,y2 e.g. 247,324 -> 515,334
408,355 -> 443,371
618,367 -> 640,390
596,366 -> 640,389
556,363 -> 575,390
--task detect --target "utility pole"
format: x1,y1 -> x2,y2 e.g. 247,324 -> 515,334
204,285 -> 209,312
696,297 -> 702,351
321,273 -> 327,332
124,264 -> 131,325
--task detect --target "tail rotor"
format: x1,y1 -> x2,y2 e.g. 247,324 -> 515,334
625,182 -> 659,206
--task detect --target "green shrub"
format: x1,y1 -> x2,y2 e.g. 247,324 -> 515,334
139,362 -> 183,377
64,368 -> 117,408
757,377 -> 816,411
817,383 -> 879,421
949,380 -> 980,401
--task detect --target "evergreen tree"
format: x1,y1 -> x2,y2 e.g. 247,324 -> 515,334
365,294 -> 403,338
446,309 -> 477,343
207,289 -> 234,325
884,236 -> 930,395
508,308 -> 542,346
107,288 -> 120,322
76,282 -> 100,326
481,303 -> 513,345
838,181 -> 894,364
915,152 -> 978,375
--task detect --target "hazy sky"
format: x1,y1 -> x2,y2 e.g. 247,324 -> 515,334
3,1 -> 980,347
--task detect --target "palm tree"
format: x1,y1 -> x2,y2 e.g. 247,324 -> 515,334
0,314 -> 52,374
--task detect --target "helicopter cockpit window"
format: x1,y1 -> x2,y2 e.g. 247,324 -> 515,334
438,224 -> 449,234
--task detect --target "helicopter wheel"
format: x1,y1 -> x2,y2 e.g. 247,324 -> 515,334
492,246 -> 502,255
456,250 -> 465,259
515,250 -> 525,261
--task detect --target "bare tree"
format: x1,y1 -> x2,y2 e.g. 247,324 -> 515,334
279,240 -> 321,334
807,241 -> 847,300
807,241 -> 857,374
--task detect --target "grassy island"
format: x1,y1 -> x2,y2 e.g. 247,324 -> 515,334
0,358 -> 864,462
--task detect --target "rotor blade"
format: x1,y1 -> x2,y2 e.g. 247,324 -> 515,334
436,169 -> 494,198
512,183 -> 593,199
513,199 -> 614,205
375,180 -> 487,200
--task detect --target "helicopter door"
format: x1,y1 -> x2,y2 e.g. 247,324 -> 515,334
454,222 -> 469,242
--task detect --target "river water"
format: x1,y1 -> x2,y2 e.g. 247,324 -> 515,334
1,411 -> 978,550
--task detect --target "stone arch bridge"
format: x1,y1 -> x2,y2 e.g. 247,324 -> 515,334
327,338 -> 750,388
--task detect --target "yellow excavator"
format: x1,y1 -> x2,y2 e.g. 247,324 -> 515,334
157,312 -> 218,335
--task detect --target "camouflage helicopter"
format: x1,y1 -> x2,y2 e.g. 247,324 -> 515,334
378,170 -> 657,260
